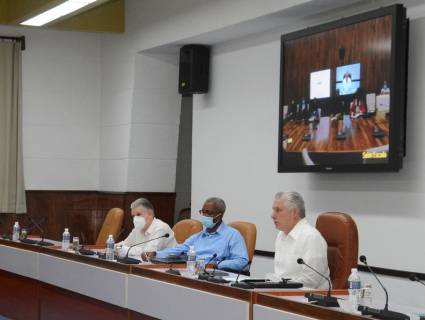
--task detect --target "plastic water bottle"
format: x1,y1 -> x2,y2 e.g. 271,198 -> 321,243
12,221 -> 20,241
62,228 -> 70,250
186,246 -> 196,276
105,235 -> 115,261
348,268 -> 361,311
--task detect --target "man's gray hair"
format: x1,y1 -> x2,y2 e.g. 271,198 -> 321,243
130,198 -> 155,215
205,197 -> 226,214
274,192 -> 306,218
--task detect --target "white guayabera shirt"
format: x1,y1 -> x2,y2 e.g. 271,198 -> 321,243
274,218 -> 330,289
117,218 -> 177,258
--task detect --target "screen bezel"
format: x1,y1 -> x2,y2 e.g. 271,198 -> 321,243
277,4 -> 408,173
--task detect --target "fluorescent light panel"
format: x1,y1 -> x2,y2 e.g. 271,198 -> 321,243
21,0 -> 97,27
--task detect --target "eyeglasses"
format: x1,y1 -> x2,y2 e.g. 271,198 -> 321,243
198,210 -> 217,217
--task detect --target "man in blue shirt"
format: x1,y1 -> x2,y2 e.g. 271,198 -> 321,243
143,197 -> 249,271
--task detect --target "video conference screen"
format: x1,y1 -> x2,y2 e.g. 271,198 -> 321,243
278,5 -> 408,172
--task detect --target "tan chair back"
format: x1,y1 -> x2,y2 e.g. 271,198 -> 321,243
228,221 -> 257,262
172,219 -> 203,244
96,208 -> 124,246
316,212 -> 359,289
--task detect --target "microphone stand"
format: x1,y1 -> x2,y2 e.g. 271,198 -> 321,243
358,256 -> 410,320
117,234 -> 169,265
297,258 -> 339,307
78,231 -> 95,256
29,217 -> 54,246
197,254 -> 218,279
19,219 -> 41,244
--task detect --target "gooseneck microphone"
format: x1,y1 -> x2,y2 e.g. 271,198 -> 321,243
202,253 -> 218,275
29,217 -> 54,246
409,274 -> 425,287
358,255 -> 410,320
118,233 -> 169,265
232,261 -> 252,284
297,258 -> 339,307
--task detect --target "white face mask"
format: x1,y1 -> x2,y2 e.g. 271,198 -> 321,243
133,216 -> 146,230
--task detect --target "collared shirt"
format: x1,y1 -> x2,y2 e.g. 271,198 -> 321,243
274,218 -> 330,289
156,222 -> 249,271
118,218 -> 177,258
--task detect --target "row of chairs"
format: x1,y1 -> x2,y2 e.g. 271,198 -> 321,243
96,209 -> 358,289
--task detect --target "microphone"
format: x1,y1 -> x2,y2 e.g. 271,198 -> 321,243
29,217 -> 54,246
78,231 -> 95,256
409,274 -> 425,287
117,233 -> 169,265
297,257 -> 339,307
165,251 -> 186,276
201,253 -> 218,275
358,255 -> 410,320
20,217 -> 46,244
199,258 -> 232,283
230,261 -> 252,286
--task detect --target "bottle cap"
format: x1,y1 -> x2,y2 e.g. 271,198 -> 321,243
351,268 -> 358,273
65,228 -> 69,232
14,221 -> 19,225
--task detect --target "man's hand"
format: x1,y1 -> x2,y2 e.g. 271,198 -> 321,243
142,251 -> 156,262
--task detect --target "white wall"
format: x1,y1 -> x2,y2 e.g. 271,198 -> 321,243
0,25 -> 101,190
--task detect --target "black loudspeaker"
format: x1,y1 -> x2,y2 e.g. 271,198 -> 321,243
179,45 -> 210,95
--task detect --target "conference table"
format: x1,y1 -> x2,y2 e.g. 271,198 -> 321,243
0,238 -> 385,320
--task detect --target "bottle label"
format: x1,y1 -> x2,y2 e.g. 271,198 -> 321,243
349,281 -> 361,289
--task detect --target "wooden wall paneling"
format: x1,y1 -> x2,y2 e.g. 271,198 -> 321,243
0,269 -> 39,320
0,191 -> 176,244
39,282 -> 128,320
282,15 -> 392,106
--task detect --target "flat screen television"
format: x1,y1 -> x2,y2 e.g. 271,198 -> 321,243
278,4 -> 408,172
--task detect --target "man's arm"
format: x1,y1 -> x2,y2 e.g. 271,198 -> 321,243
218,231 -> 249,271
153,233 -> 198,258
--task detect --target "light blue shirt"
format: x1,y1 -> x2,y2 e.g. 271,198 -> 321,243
156,222 -> 249,271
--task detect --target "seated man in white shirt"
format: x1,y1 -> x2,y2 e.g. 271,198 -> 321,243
116,198 -> 177,258
271,191 -> 330,289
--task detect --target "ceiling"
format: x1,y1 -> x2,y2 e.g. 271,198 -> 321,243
0,0 -> 124,33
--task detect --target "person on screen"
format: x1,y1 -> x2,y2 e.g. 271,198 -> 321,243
115,198 -> 177,258
340,71 -> 353,95
286,99 -> 298,122
270,192 -> 329,289
143,197 -> 249,271
380,81 -> 390,94
350,95 -> 366,118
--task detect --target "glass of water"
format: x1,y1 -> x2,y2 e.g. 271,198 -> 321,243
72,236 -> 80,251
195,256 -> 206,274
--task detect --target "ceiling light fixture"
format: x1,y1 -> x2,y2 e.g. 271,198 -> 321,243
20,0 -> 97,27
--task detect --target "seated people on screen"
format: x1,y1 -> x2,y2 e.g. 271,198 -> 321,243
116,198 -> 177,258
350,95 -> 366,118
286,99 -> 298,122
144,197 -> 249,271
271,192 -> 329,289
340,71 -> 353,95
380,80 -> 390,94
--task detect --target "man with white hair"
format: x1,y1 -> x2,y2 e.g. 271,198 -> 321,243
271,191 -> 329,289
116,198 -> 177,258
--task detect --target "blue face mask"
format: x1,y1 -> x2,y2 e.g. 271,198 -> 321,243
202,214 -> 221,229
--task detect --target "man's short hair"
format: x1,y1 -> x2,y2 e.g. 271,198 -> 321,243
205,197 -> 226,214
130,198 -> 155,215
274,192 -> 305,218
